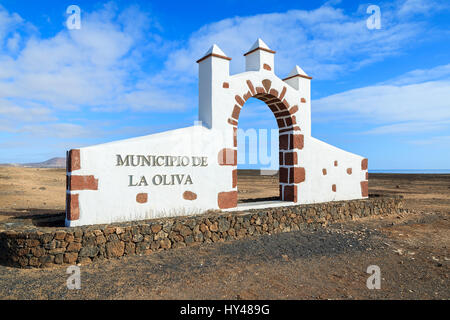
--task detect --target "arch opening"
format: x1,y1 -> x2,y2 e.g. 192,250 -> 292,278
236,97 -> 279,203
227,79 -> 302,207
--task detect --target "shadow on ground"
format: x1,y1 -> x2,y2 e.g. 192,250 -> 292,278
0,209 -> 65,228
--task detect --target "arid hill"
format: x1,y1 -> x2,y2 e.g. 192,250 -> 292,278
0,157 -> 65,168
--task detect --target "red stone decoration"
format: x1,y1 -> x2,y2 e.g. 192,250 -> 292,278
283,185 -> 297,202
66,194 -> 79,221
218,148 -> 237,166
69,175 -> 98,191
67,149 -> 81,172
183,191 -> 197,201
136,193 -> 148,203
361,158 -> 368,170
290,167 -> 306,184
263,63 -> 272,71
360,181 -> 368,197
218,191 -> 238,209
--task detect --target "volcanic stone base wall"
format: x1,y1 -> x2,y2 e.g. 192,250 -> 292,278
0,197 -> 405,268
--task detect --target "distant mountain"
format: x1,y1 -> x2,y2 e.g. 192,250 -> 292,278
24,157 -> 66,168
0,157 -> 66,168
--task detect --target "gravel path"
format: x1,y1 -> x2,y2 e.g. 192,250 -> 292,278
0,211 -> 448,299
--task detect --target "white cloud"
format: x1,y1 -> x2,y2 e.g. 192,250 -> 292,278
410,135 -> 450,145
6,32 -> 20,52
162,3 -> 430,81
313,64 -> 450,138
0,5 -> 23,42
0,4 -> 189,117
0,2 -> 445,123
314,80 -> 450,123
397,0 -> 450,17
384,63 -> 450,85
0,99 -> 55,123
19,123 -> 92,138
0,3 -> 194,143
363,121 -> 450,135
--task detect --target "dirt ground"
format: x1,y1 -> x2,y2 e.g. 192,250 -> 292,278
0,167 -> 448,300
0,167 -> 65,223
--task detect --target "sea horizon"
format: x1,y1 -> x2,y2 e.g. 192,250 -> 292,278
369,169 -> 450,174
237,168 -> 450,174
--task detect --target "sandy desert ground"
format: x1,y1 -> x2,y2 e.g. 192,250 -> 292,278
0,166 -> 448,299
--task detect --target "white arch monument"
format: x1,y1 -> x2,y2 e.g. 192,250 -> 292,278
65,39 -> 368,227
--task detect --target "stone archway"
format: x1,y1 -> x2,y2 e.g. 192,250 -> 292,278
224,78 -> 305,207
64,39 -> 368,227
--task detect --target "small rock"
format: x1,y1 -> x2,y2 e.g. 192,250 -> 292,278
209,223 -> 219,232
106,241 -> 124,258
151,225 -> 162,233
64,252 -> 78,264
160,238 -> 171,249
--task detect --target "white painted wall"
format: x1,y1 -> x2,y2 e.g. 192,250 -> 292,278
66,40 -> 367,227
299,137 -> 366,203
67,125 -> 232,227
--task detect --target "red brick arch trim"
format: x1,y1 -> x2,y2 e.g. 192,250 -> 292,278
229,79 -> 300,133
246,80 -> 256,95
68,175 -> 98,191
360,181 -> 368,197
67,149 -> 81,172
218,191 -> 238,209
283,185 -> 297,202
66,194 -> 79,221
225,79 -> 305,205
66,149 -> 100,221
218,148 -> 237,166
280,134 -> 304,150
280,167 -> 305,184
361,158 -> 368,170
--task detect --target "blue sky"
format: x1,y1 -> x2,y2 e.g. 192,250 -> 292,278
0,0 -> 449,170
